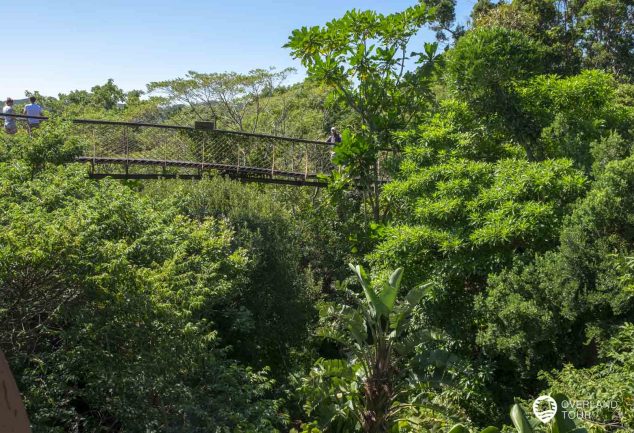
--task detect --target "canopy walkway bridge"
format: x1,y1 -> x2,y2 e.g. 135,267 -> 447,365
4,114 -> 392,186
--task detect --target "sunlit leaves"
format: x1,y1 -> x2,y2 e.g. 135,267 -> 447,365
147,68 -> 295,131
285,2 -> 435,140
0,164 -> 286,431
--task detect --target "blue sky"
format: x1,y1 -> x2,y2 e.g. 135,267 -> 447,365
2,1 -> 475,98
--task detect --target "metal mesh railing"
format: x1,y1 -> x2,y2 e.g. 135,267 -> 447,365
73,121 -> 336,181
1,113 -> 393,185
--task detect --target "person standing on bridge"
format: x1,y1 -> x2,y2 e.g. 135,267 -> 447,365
23,96 -> 44,132
326,127 -> 342,171
2,98 -> 17,134
326,127 -> 341,144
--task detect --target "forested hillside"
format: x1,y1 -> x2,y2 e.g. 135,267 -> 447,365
2,1 -> 634,432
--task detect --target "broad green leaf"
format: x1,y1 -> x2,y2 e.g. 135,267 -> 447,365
480,427 -> 500,433
448,424 -> 470,433
348,310 -> 367,345
348,263 -> 369,290
552,393 -> 587,433
405,283 -> 430,308
510,404 -> 534,433
315,327 -> 347,345
367,286 -> 388,318
389,310 -> 407,332
379,281 -> 398,313
388,267 -> 403,290
424,41 -> 438,59
319,359 -> 352,378
349,263 -> 388,317
424,349 -> 458,368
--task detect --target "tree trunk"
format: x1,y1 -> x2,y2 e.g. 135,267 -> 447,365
362,342 -> 393,433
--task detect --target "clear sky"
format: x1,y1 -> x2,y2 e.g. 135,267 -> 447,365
1,1 -> 475,99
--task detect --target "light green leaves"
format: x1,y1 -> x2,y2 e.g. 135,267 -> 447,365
448,424 -> 471,433
379,280 -> 398,314
380,268 -> 403,312
388,267 -> 404,291
349,263 -> 385,318
349,263 -> 405,319
422,41 -> 439,62
510,404 -> 535,433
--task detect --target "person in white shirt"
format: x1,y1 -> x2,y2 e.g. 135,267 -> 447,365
23,96 -> 44,131
2,98 -> 17,134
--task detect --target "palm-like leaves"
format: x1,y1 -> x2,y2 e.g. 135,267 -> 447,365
305,264 -> 454,432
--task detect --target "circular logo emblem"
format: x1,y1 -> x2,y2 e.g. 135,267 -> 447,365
533,395 -> 558,423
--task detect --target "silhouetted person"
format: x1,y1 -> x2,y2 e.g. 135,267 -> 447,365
2,98 -> 17,134
23,96 -> 44,132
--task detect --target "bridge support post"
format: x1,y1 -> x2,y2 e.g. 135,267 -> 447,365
162,134 -> 167,176
305,146 -> 309,180
291,144 -> 295,172
92,127 -> 97,176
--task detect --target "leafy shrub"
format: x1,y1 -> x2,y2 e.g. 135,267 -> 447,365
0,165 -> 286,432
6,120 -> 84,174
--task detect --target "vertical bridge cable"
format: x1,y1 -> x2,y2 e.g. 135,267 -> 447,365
201,133 -> 205,177
124,126 -> 129,176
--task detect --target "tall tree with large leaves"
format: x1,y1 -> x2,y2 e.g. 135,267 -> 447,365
285,2 -> 439,223
285,3 -> 436,145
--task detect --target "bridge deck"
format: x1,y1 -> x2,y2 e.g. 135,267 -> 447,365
78,156 -> 327,186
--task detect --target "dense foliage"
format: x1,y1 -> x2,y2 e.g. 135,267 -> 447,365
3,1 -> 634,432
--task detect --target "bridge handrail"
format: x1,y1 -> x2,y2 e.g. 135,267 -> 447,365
0,113 -> 337,146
